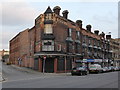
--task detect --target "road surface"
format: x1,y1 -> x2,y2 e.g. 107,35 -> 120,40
2,62 -> 119,88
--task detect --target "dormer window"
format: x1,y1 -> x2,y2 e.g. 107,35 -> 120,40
44,24 -> 52,34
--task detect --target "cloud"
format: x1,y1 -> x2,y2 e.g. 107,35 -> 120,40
2,1 -> 38,26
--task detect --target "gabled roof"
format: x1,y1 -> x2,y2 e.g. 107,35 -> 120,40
44,6 -> 52,14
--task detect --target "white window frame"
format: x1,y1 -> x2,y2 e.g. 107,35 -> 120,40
42,40 -> 54,51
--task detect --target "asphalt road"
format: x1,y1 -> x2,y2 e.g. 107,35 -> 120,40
2,62 -> 119,88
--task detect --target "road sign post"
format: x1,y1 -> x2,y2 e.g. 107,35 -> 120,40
43,56 -> 46,74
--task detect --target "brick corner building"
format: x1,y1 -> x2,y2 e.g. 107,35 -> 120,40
9,6 -> 120,73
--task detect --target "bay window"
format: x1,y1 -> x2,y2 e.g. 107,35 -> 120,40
44,24 -> 53,34
42,40 -> 54,51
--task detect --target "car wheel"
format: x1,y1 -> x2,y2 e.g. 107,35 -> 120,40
79,73 -> 82,76
97,71 -> 99,74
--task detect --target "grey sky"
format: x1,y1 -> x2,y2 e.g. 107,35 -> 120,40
1,1 -> 118,50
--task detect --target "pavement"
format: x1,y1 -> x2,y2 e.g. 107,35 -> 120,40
0,73 -> 5,82
0,61 -> 5,82
2,63 -> 71,82
10,64 -> 71,76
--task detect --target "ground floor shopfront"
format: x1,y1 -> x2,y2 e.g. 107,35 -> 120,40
34,53 -> 72,73
32,52 -> 120,73
33,52 -> 84,73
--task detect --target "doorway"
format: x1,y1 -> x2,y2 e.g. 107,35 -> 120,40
43,57 -> 54,73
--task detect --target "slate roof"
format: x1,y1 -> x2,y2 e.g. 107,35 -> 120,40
44,6 -> 52,14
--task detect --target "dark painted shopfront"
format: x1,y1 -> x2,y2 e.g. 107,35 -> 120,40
34,52 -> 74,73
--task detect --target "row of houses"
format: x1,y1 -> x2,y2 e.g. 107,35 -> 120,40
0,49 -> 9,62
9,6 -> 120,73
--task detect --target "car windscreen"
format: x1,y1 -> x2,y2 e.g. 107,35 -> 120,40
77,67 -> 85,70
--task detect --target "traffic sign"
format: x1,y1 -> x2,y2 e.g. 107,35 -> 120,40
43,56 -> 46,60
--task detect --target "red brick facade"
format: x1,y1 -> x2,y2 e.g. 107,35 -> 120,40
10,29 -> 29,67
9,6 -> 120,73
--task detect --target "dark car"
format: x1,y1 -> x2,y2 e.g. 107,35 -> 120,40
71,66 -> 88,76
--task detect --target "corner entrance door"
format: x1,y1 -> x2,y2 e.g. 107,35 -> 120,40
44,57 -> 54,73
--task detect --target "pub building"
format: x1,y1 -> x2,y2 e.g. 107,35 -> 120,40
33,6 -> 82,73
9,6 -> 113,73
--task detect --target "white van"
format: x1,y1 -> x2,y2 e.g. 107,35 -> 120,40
89,64 -> 102,73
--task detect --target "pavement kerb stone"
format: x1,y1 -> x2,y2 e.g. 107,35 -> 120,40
0,73 -> 5,82
10,65 -> 40,73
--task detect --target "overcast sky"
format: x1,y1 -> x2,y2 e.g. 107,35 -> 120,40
0,0 -> 118,50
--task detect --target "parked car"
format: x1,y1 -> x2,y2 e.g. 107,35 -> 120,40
89,64 -> 102,74
118,67 -> 120,71
114,67 -> 119,71
108,66 -> 114,72
102,67 -> 109,73
71,66 -> 88,76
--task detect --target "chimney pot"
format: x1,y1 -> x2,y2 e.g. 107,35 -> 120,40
106,35 -> 111,39
62,10 -> 69,19
76,20 -> 83,29
86,25 -> 92,32
100,32 -> 105,38
94,30 -> 99,35
53,6 -> 61,15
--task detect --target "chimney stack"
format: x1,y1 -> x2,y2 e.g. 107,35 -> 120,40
100,32 -> 105,38
76,20 -> 82,29
94,30 -> 99,35
53,6 -> 61,15
86,25 -> 92,32
106,35 -> 111,39
62,10 -> 69,19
